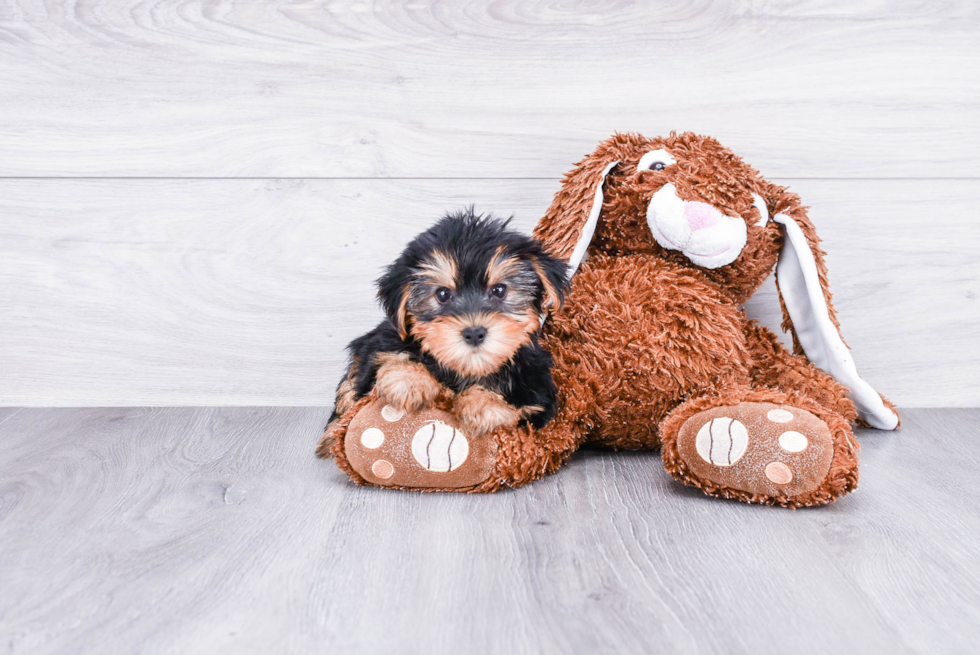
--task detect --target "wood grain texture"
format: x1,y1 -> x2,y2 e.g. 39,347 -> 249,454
0,0 -> 978,178
0,407 -> 977,655
1,178 -> 976,407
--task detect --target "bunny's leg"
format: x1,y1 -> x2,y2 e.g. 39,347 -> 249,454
743,320 -> 860,421
476,408 -> 586,491
658,386 -> 859,507
325,394 -> 585,492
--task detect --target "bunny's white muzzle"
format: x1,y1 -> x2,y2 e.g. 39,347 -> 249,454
646,183 -> 747,269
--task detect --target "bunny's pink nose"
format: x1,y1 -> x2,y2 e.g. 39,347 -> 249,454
684,201 -> 721,231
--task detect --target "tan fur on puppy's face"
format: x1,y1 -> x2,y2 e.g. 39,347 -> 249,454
530,258 -> 564,312
388,287 -> 411,340
394,251 -> 457,338
417,250 -> 457,290
486,248 -> 523,287
411,311 -> 538,378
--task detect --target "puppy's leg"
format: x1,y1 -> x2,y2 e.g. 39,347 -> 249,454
454,385 -> 539,437
317,367 -> 359,458
333,372 -> 357,418
374,352 -> 442,412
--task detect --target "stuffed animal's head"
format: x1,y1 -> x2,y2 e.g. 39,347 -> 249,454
534,132 -> 799,303
534,132 -> 898,430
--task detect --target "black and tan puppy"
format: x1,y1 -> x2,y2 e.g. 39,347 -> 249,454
320,209 -> 568,449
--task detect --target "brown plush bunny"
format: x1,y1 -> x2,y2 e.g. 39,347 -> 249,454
329,132 -> 899,508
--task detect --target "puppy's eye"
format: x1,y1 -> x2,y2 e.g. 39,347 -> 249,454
435,287 -> 452,304
649,162 -> 666,171
490,284 -> 507,299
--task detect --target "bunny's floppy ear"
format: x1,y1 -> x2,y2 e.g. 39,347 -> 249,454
764,196 -> 899,430
533,145 -> 620,277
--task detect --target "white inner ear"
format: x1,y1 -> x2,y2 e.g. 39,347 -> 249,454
751,193 -> 769,226
566,160 -> 619,278
774,214 -> 899,430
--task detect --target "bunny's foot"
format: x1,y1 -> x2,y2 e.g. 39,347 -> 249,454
660,391 -> 859,507
327,396 -> 498,491
324,393 -> 585,492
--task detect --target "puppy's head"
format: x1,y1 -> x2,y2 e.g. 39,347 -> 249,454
378,208 -> 568,378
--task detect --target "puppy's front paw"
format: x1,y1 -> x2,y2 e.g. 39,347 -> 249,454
374,353 -> 442,412
453,386 -> 523,436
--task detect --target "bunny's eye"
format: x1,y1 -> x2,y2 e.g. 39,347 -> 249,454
637,149 -> 677,174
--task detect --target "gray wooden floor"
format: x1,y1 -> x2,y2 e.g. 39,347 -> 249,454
0,407 -> 977,655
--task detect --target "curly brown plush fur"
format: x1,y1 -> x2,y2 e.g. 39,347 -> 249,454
504,131 -> 897,506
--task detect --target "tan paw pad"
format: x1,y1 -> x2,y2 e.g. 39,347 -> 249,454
371,459 -> 395,479
764,461 -> 794,484
343,398 -> 496,489
677,402 -> 834,499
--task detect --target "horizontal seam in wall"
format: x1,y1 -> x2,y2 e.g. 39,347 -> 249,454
1,177 -> 979,182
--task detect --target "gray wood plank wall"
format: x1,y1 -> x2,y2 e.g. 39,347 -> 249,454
1,0 -> 978,406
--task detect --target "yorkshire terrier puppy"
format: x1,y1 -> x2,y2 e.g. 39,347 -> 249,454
323,208 -> 569,443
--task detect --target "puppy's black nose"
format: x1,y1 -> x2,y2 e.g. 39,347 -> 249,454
462,326 -> 487,347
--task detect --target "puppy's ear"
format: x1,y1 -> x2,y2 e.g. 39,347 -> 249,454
376,263 -> 412,340
759,183 -> 899,431
533,136 -> 622,276
530,251 -> 570,312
